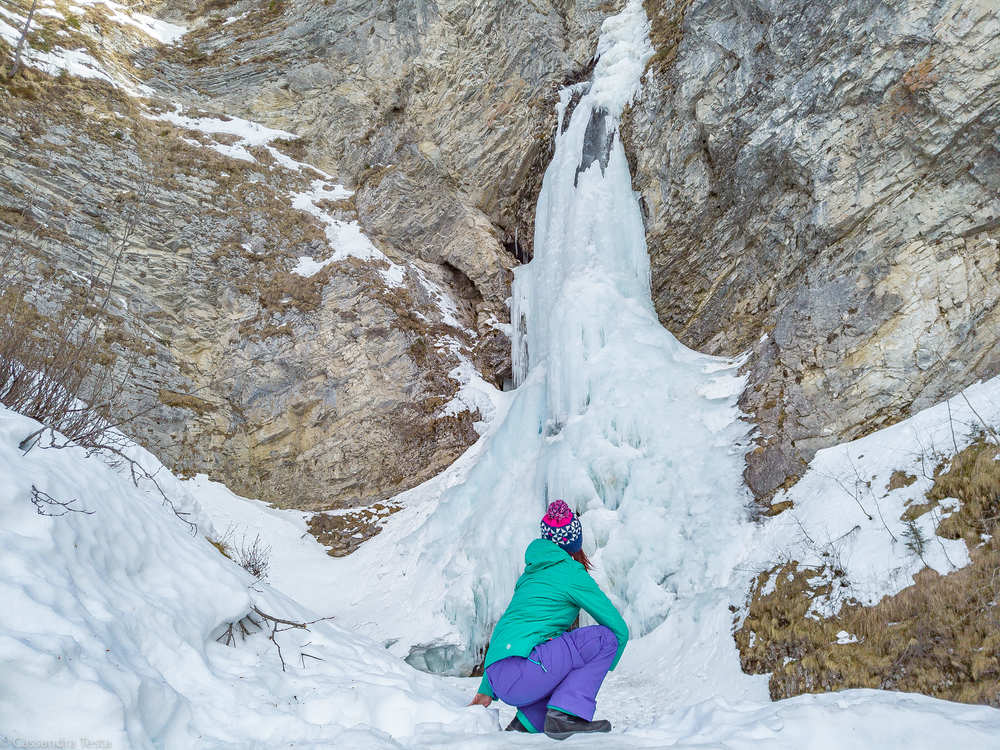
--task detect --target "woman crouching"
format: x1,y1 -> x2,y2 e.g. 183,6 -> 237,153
469,500 -> 629,740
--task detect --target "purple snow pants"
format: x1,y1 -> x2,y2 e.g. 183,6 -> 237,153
484,625 -> 618,733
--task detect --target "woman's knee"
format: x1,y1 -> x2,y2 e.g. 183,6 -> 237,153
572,625 -> 618,659
594,625 -> 618,652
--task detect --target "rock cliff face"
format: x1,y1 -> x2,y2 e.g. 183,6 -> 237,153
151,0 -> 615,276
1,70 -> 477,517
627,0 -> 1000,499
0,0 -> 616,541
3,0 -> 998,528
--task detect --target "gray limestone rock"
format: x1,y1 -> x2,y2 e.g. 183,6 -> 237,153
626,0 -> 1000,498
0,0 -> 612,531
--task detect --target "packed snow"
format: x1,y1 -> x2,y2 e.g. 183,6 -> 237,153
147,108 -> 303,166
0,406 -> 493,748
146,108 -> 409,289
289,179 -> 406,288
4,0 -> 1000,747
5,391 -> 1000,747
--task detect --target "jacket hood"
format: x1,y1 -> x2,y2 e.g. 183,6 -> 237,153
524,538 -> 571,570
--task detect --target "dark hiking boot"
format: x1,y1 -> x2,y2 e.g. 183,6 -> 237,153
543,708 -> 611,740
505,715 -> 529,732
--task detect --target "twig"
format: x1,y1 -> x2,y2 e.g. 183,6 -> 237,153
8,0 -> 39,80
946,399 -> 959,454
820,463 -> 873,521
30,484 -> 94,516
932,350 -> 999,444
790,513 -> 816,546
250,605 -> 334,629
832,524 -> 862,545
214,605 -> 336,672
268,618 -> 287,671
300,652 -> 324,667
29,426 -> 198,534
929,506 -> 957,570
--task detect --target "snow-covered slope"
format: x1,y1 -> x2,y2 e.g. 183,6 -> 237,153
162,386 -> 1000,748
7,388 -> 995,748
4,378 -> 1000,747
756,374 -> 1000,618
0,405 -> 491,748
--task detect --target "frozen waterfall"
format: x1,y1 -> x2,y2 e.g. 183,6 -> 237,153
329,0 -> 757,686
506,0 -> 754,644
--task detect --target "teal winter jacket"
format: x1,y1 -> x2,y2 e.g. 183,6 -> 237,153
477,538 -> 629,697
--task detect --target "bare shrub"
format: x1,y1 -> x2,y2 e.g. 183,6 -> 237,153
216,527 -> 272,580
0,198 -> 202,533
0,200 -> 143,452
235,534 -> 272,580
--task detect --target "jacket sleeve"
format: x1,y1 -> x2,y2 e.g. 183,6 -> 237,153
566,573 -> 630,670
477,673 -> 495,698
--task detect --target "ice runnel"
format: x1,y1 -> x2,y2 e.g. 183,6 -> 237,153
366,0 -> 756,677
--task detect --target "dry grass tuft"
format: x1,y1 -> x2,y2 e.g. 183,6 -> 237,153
158,388 -> 216,416
257,269 -> 331,313
929,440 -> 1000,546
208,537 -> 232,559
643,0 -> 695,76
887,469 -> 918,491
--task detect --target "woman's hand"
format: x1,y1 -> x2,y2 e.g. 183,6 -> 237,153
468,692 -> 493,708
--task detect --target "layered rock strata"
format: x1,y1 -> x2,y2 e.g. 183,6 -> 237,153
0,0 -> 624,535
628,0 -> 1000,498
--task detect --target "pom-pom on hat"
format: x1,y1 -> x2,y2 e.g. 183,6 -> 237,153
540,500 -> 583,554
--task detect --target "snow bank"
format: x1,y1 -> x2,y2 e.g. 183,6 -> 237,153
757,375 -> 1000,616
0,407 -> 244,747
0,406 -> 494,747
166,417 -> 1000,750
619,690 -> 1000,750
